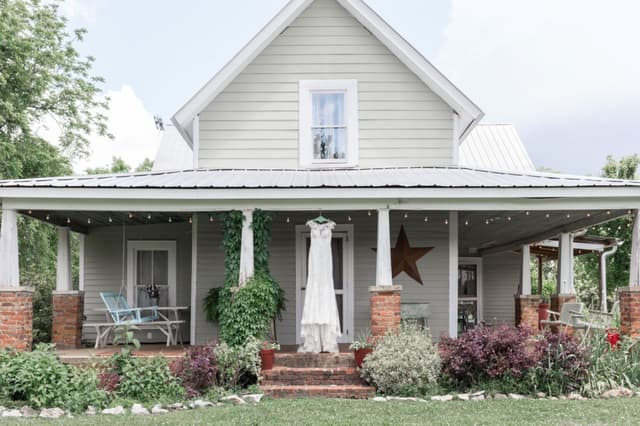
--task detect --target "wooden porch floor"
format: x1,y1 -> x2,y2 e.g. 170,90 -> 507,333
56,344 -> 354,364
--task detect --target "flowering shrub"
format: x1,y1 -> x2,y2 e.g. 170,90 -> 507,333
360,322 -> 440,396
170,343 -> 218,398
439,325 -> 540,391
215,337 -> 261,390
530,331 -> 590,395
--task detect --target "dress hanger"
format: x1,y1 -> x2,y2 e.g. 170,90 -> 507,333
312,211 -> 329,224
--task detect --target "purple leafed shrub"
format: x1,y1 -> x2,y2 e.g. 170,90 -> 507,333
97,370 -> 121,394
170,343 -> 218,398
439,325 -> 541,389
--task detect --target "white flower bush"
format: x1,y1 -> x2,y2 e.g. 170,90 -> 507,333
361,322 -> 440,396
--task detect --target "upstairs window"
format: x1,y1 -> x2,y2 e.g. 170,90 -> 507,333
299,80 -> 358,168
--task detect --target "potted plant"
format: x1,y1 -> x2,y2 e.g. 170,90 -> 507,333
145,283 -> 160,306
538,295 -> 550,330
260,341 -> 280,370
350,331 -> 374,368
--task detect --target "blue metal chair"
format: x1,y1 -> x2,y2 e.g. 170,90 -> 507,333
99,292 -> 159,324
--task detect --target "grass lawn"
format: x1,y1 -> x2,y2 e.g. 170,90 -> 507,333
6,398 -> 640,425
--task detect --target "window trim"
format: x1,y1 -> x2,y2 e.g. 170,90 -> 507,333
458,257 -> 484,325
299,79 -> 359,168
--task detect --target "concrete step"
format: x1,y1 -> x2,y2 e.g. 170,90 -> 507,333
262,367 -> 364,386
274,352 -> 356,368
262,384 -> 375,399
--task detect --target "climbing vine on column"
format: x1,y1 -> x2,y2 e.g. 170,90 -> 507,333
203,210 -> 285,347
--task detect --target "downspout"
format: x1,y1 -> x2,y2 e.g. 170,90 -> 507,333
600,242 -> 620,313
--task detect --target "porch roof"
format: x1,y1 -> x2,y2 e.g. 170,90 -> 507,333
1,166 -> 639,190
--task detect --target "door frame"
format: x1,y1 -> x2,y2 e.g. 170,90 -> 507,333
295,224 -> 354,344
126,240 -> 177,307
458,257 -> 484,323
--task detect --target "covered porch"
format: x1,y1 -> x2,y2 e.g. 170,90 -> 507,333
0,167 -> 639,350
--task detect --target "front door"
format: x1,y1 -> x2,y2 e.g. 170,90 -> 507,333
296,225 -> 354,344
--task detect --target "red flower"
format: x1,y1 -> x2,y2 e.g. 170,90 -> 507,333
606,332 -> 620,348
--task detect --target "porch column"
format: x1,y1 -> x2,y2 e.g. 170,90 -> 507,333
551,232 -> 576,315
620,210 -> 640,337
52,227 -> 84,349
238,209 -> 254,287
0,209 -> 33,350
369,208 -> 401,339
515,244 -> 539,330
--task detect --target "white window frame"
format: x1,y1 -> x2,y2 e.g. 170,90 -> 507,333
299,79 -> 359,169
458,257 -> 484,324
126,241 -> 177,307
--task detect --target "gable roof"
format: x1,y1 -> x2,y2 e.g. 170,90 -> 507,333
459,124 -> 535,172
152,125 -> 193,171
171,0 -> 483,146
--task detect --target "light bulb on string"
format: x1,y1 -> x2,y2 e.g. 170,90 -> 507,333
209,215 -> 214,223
424,216 -> 429,223
128,212 -> 133,219
286,217 -> 290,223
507,216 -> 512,221
464,220 -> 469,226
28,210 -> 32,215
566,213 -> 571,218
147,214 -> 152,220
444,218 -> 449,225
108,217 -> 112,223
545,213 -> 550,219
188,217 -> 193,224
485,219 -> 490,225
525,211 -> 530,216
347,215 -> 352,222
404,212 -> 408,219
168,217 -> 172,223
87,218 -> 91,224
368,211 -> 372,217
66,217 -> 71,224
46,214 -> 50,221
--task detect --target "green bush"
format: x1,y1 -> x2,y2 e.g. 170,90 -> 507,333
215,337 -> 261,390
109,356 -> 184,402
361,322 -> 440,396
0,344 -> 108,411
582,333 -> 640,397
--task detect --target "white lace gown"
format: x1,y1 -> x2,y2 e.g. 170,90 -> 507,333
298,220 -> 342,353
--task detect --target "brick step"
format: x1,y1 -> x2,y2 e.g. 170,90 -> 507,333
274,352 -> 356,368
262,384 -> 375,399
262,367 -> 365,386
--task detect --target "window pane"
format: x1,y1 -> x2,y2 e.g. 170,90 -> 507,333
136,251 -> 152,286
312,93 -> 345,126
458,300 -> 478,333
458,264 -> 477,297
153,250 -> 168,286
312,127 -> 347,160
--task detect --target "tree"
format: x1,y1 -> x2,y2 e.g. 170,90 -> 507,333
86,157 -> 154,175
575,154 -> 639,307
0,0 -> 111,175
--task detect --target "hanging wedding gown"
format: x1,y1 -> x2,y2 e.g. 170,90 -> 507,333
298,220 -> 342,353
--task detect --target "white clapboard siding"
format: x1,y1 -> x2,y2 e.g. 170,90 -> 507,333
83,223 -> 192,343
198,0 -> 453,169
482,252 -> 520,326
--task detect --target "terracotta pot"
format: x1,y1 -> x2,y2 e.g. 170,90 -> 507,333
260,349 -> 275,370
538,302 -> 550,330
354,348 -> 373,368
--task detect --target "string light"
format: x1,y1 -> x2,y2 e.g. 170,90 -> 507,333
168,217 -> 172,223
46,214 -> 50,221
525,211 -> 530,216
87,218 -> 91,224
444,218 -> 449,225
424,216 -> 429,223
566,213 -> 571,218
108,217 -> 113,223
347,215 -> 352,222
147,214 -> 152,220
404,212 -> 408,219
188,217 -> 193,224
209,215 -> 214,223
545,213 -> 550,219
286,217 -> 290,223
485,219 -> 490,225
66,218 -> 71,224
507,216 -> 512,221
368,211 -> 372,217
128,212 -> 133,219
28,210 -> 32,215
464,220 -> 469,226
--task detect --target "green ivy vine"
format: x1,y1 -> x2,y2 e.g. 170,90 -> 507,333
203,210 -> 285,346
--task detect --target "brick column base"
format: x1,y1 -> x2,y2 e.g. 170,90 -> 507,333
369,285 -> 402,339
550,294 -> 576,316
52,291 -> 84,349
515,295 -> 541,331
0,287 -> 34,351
619,287 -> 640,338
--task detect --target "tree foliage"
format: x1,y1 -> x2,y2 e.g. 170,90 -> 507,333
0,0 -> 110,164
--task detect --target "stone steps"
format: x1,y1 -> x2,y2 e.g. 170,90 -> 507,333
261,384 -> 376,399
262,367 -> 364,386
274,352 -> 356,368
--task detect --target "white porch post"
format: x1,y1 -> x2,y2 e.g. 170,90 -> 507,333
448,211 -> 459,337
520,244 -> 532,296
375,208 -> 392,286
557,232 -> 575,294
630,210 -> 640,288
238,209 -> 254,287
190,214 -> 198,345
0,209 -> 19,287
56,227 -> 72,292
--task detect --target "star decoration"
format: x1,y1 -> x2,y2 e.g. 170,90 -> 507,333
373,225 -> 433,285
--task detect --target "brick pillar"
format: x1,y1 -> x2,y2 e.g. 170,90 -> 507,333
515,295 -> 541,331
550,294 -> 576,316
52,291 -> 84,349
619,288 -> 640,338
0,288 -> 34,351
369,285 -> 402,339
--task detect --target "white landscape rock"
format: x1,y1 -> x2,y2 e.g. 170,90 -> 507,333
601,387 -> 634,399
167,402 -> 186,410
431,395 -> 453,402
220,395 -> 246,405
241,394 -> 264,404
386,396 -> 418,402
372,396 -> 387,402
39,408 -> 65,419
131,404 -> 150,415
567,393 -> 586,401
190,399 -> 217,409
493,393 -> 508,400
2,409 -> 22,417
456,393 -> 470,401
471,395 -> 485,401
102,406 -> 126,415
508,394 -> 526,400
151,404 -> 169,414
20,406 -> 38,417
535,392 -> 546,399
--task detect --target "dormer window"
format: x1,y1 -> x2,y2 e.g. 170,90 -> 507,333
299,80 -> 358,168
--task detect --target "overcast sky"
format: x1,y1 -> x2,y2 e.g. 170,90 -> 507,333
59,0 -> 640,175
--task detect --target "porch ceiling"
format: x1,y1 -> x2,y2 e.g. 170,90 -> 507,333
459,209 -> 630,256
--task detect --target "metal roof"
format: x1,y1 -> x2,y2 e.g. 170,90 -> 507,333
1,167 -> 638,189
459,124 -> 535,172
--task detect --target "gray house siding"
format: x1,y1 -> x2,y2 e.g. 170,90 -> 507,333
482,252 -> 520,326
198,0 -> 454,169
